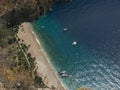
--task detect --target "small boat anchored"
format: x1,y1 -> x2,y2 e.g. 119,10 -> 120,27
58,71 -> 68,78
72,41 -> 77,46
63,28 -> 68,31
41,26 -> 45,29
61,73 -> 68,78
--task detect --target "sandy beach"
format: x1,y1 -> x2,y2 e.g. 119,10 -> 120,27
17,22 -> 66,90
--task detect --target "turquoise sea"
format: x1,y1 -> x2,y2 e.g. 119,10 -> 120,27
32,0 -> 120,90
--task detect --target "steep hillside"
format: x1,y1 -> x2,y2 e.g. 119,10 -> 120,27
0,0 -> 69,28
0,0 -> 69,90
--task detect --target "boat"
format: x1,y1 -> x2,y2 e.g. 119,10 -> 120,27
61,73 -> 68,78
63,28 -> 68,31
41,26 -> 45,29
58,71 -> 66,75
58,71 -> 68,78
72,41 -> 77,46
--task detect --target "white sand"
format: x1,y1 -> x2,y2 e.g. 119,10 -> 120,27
17,22 -> 66,90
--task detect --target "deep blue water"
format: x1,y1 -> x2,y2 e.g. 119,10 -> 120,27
32,0 -> 120,89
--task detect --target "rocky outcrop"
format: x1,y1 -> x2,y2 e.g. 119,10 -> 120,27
0,0 -> 69,28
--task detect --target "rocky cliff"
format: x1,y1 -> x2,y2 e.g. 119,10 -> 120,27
0,0 -> 69,29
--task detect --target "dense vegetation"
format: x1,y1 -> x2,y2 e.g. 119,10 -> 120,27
0,0 -> 69,29
0,0 -> 68,90
0,25 -> 46,90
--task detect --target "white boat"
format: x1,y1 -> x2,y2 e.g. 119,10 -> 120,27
72,41 -> 77,46
59,71 -> 66,75
61,73 -> 68,78
63,28 -> 68,31
41,26 -> 45,29
58,71 -> 68,78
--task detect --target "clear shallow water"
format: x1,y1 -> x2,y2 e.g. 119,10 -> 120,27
32,0 -> 120,90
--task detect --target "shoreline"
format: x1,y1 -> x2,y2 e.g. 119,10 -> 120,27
17,22 -> 66,90
31,30 -> 67,90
